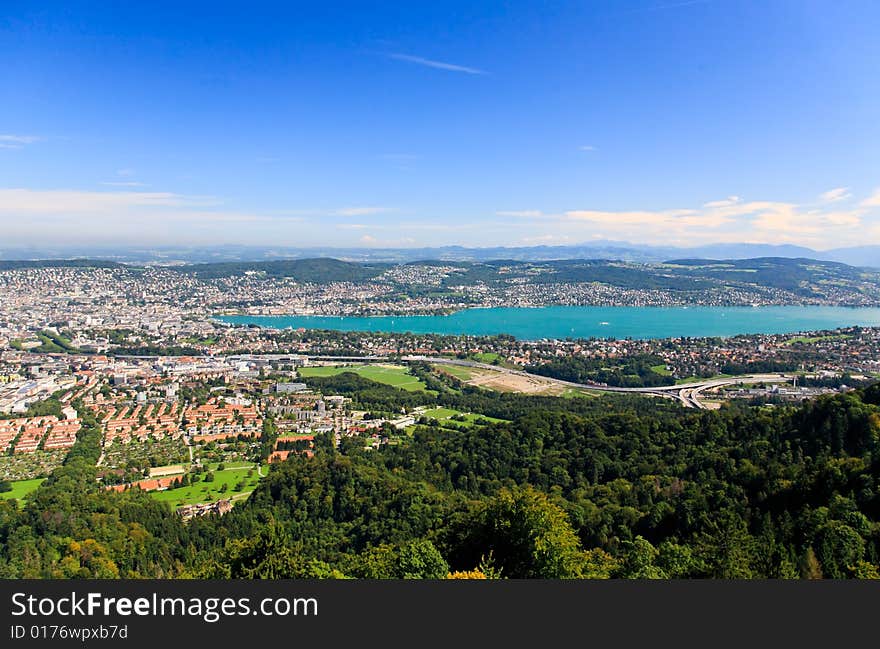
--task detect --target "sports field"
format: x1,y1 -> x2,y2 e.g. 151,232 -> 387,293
298,364 -> 428,391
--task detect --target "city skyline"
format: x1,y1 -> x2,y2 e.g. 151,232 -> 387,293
2,1 -> 880,249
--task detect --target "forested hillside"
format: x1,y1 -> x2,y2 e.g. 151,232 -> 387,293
1,384 -> 879,579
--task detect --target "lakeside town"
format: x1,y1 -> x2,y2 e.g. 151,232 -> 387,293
2,258 -> 880,332
2,258 -> 879,517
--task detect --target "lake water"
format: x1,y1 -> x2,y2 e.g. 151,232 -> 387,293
215,306 -> 880,340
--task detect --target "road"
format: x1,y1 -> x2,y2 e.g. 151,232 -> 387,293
169,352 -> 793,410
395,355 -> 794,409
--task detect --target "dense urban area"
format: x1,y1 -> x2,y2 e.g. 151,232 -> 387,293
1,257 -> 879,579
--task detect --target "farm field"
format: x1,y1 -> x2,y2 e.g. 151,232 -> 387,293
299,364 -> 428,391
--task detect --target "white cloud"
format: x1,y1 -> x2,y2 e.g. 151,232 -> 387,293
579,145 -> 597,152
819,187 -> 851,203
0,134 -> 42,150
116,168 -> 136,177
703,196 -> 740,208
550,194 -> 872,249
388,53 -> 485,75
3,184 -> 879,249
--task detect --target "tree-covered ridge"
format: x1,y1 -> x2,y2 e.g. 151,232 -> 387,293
173,255 -> 880,295
6,255 -> 880,302
1,383 -> 879,579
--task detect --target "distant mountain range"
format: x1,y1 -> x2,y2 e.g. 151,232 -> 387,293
0,241 -> 878,267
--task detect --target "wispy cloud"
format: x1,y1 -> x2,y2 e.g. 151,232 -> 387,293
820,187 -> 851,203
861,188 -> 880,208
0,134 -> 42,150
116,168 -> 136,177
0,188 -> 200,212
0,187 -> 303,245
388,53 -> 485,75
496,210 -> 545,218
703,196 -> 740,208
333,206 -> 391,217
579,145 -> 598,152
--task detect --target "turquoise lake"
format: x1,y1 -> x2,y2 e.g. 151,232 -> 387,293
215,306 -> 880,340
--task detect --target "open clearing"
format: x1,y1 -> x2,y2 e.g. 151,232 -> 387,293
149,463 -> 264,507
457,367 -> 568,395
299,364 -> 428,391
0,478 -> 45,503
434,363 -> 583,395
437,365 -> 475,381
418,407 -> 508,428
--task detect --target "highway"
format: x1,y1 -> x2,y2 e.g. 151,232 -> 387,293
120,352 -> 794,410
397,355 -> 794,409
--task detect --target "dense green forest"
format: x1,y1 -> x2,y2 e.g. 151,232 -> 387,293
527,353 -> 677,387
1,381 -> 879,579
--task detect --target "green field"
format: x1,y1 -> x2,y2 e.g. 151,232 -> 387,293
676,374 -> 733,385
149,463 -> 264,507
423,407 -> 459,419
469,352 -> 503,364
784,334 -> 852,345
299,364 -> 428,391
421,407 -> 507,427
435,364 -> 475,381
0,478 -> 45,503
560,388 -> 600,399
651,364 -> 673,376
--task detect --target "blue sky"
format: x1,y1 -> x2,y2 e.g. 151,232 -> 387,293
1,0 -> 879,249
